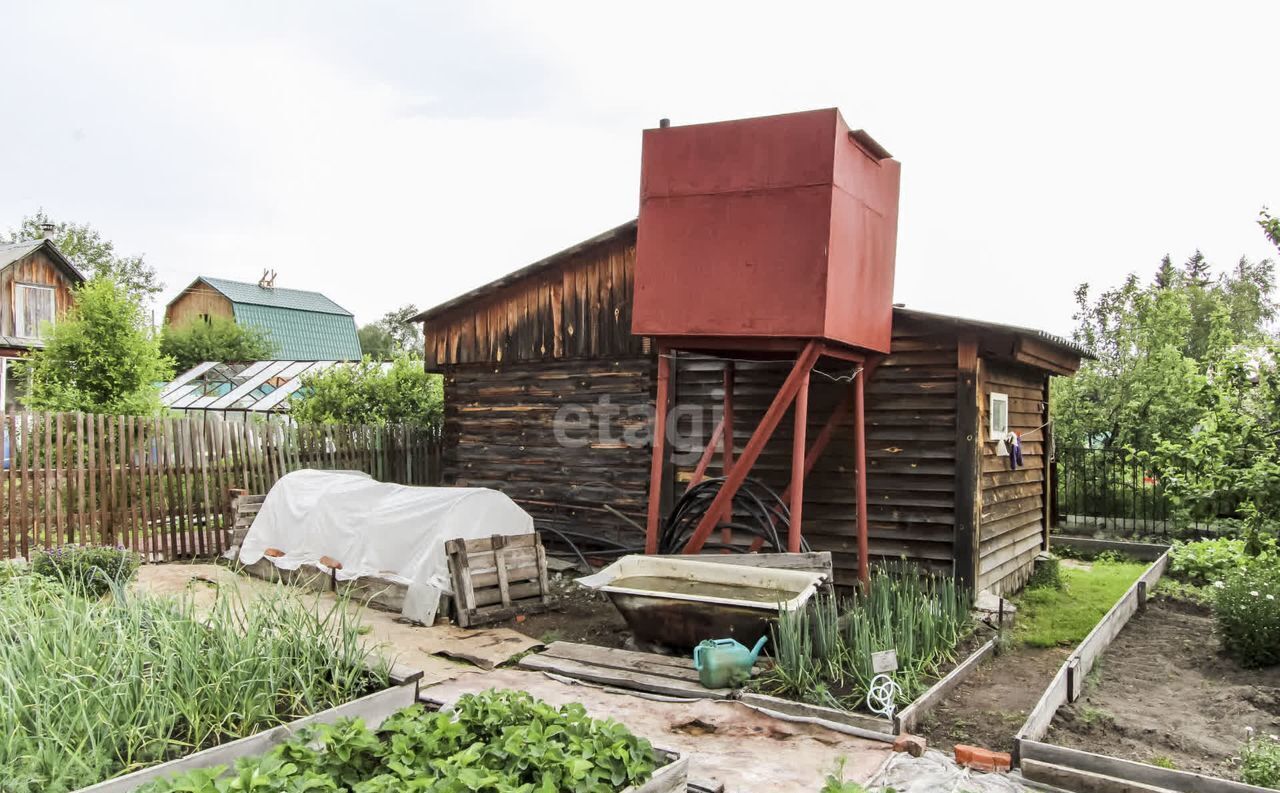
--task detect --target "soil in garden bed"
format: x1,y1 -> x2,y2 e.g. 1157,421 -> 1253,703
916,643 -> 1068,754
503,575 -> 632,649
1047,597 -> 1280,780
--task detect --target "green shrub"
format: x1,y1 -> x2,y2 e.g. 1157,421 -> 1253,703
140,690 -> 656,793
1027,555 -> 1063,590
1215,565 -> 1280,667
1170,536 -> 1277,585
1241,734 -> 1280,788
30,544 -> 141,597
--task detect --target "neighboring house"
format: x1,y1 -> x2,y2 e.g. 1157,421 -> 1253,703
0,236 -> 86,409
164,275 -> 361,361
413,220 -> 1088,594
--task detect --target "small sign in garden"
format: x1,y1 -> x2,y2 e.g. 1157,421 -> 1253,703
872,649 -> 899,674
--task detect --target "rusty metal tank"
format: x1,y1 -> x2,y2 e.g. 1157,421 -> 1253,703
632,108 -> 901,353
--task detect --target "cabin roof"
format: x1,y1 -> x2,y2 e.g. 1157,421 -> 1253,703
411,218 -> 1092,364
0,239 -> 87,283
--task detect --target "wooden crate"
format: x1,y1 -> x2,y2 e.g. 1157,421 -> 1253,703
446,533 -> 550,628
227,493 -> 265,551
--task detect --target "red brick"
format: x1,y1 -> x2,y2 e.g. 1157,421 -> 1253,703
954,744 -> 1012,773
264,547 -> 285,558
893,734 -> 927,757
319,555 -> 342,570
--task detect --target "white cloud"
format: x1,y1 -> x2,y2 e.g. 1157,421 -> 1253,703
1,1 -> 1277,336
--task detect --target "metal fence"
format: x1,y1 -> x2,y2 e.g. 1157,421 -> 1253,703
1054,446 -> 1237,537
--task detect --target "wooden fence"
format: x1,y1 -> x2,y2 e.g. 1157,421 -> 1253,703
0,411 -> 442,561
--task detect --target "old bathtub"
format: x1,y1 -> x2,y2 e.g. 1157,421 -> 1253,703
576,555 -> 826,650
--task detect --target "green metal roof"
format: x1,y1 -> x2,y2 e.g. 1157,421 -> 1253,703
200,276 -> 353,315
231,304 -> 361,361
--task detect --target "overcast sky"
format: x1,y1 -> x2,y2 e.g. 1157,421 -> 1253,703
2,2 -> 1277,337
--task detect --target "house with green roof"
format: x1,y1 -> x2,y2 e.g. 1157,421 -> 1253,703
164,274 -> 361,361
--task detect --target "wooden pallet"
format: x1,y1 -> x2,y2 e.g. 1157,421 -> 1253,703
227,493 -> 265,550
446,533 -> 550,628
518,641 -> 733,699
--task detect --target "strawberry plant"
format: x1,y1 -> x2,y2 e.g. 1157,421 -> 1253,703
140,690 -> 658,793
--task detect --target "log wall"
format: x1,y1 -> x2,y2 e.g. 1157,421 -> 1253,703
977,361 -> 1051,593
442,357 -> 655,545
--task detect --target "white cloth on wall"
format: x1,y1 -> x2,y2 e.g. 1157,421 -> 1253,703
239,469 -> 534,623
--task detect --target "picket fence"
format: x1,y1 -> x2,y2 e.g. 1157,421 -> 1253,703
0,411 -> 442,561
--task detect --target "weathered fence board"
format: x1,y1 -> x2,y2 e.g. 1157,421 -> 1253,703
0,412 -> 442,561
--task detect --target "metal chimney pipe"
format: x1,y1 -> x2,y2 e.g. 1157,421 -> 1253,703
658,118 -> 670,128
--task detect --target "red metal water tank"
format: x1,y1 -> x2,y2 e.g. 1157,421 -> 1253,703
632,108 -> 901,353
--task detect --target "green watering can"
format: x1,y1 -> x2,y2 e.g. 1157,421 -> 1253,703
692,636 -> 767,689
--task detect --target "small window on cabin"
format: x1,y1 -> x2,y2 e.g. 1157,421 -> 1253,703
14,284 -> 56,339
989,392 -> 1009,440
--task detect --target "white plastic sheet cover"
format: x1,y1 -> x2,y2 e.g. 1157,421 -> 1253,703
239,469 -> 534,623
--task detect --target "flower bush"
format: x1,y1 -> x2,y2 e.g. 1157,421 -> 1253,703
1214,565 -> 1280,668
1241,732 -> 1280,788
30,544 -> 141,598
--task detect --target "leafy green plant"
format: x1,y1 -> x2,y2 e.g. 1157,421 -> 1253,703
1241,733 -> 1280,788
30,544 -> 140,598
1215,565 -> 1280,668
1149,755 -> 1176,769
140,690 -> 657,793
759,563 -> 970,710
0,575 -> 384,792
819,758 -> 872,792
161,316 -> 277,373
1170,536 -> 1277,585
1027,555 -> 1062,590
291,355 -> 442,428
16,277 -> 174,415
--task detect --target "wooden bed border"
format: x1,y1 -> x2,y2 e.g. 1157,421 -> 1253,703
75,680 -> 420,793
895,637 -> 998,734
1007,546 -> 1272,792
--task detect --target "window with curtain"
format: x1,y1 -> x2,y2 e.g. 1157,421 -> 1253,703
14,284 -> 55,339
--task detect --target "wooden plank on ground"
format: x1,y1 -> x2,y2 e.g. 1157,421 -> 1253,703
1019,741 -> 1276,793
540,641 -> 697,675
517,653 -> 728,699
736,692 -> 894,737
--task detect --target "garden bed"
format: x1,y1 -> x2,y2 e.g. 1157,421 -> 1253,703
918,553 -> 1154,754
1047,597 -> 1280,780
128,689 -> 687,793
0,548 -> 393,793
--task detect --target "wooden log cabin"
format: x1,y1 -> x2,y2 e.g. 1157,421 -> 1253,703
413,220 -> 1087,594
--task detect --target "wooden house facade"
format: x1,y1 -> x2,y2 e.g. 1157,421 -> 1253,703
414,220 -> 1085,594
0,238 -> 86,409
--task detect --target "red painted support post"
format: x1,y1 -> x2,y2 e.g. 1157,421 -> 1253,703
787,367 -> 811,552
853,368 -> 870,586
721,361 -> 736,549
686,417 -> 725,492
644,345 -> 671,554
683,341 -> 820,554
723,362 -> 735,472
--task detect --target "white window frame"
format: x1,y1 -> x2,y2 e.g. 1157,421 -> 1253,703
989,392 -> 1009,439
14,283 -> 56,340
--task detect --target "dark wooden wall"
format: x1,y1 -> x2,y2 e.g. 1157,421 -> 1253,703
670,316 -> 959,584
977,361 -> 1050,593
441,357 -> 654,544
0,249 -> 79,340
424,230 -> 643,368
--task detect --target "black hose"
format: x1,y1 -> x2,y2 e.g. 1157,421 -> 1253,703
659,476 -> 810,555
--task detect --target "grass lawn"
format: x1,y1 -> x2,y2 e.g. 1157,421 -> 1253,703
1016,560 -> 1148,647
